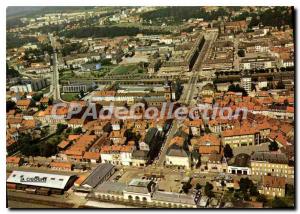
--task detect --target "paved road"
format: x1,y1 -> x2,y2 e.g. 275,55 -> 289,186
49,34 -> 65,103
180,31 -> 218,106
157,32 -> 218,166
84,200 -> 137,208
7,190 -> 76,208
8,200 -> 57,208
233,37 -> 240,70
156,121 -> 179,166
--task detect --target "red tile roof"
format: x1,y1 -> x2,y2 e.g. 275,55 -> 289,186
262,176 -> 286,188
83,151 -> 100,160
50,162 -> 73,169
57,140 -> 71,149
6,156 -> 21,164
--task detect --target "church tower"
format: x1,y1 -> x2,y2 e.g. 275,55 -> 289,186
164,78 -> 172,102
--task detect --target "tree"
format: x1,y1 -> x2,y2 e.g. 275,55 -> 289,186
237,49 -> 245,57
6,100 -> 16,112
29,100 -> 36,108
276,80 -> 285,89
38,103 -> 47,111
21,144 -> 40,157
56,123 -> 67,134
48,97 -> 53,105
6,63 -> 20,78
66,128 -> 72,134
249,16 -> 260,28
7,34 -> 38,49
271,197 -> 288,208
103,122 -> 112,133
100,58 -> 112,66
224,144 -> 233,159
72,127 -> 82,134
233,191 -> 243,199
227,187 -> 234,193
239,177 -> 252,193
195,183 -> 202,190
256,194 -> 267,204
182,182 -> 192,194
39,143 -> 57,157
59,26 -> 170,39
61,43 -> 82,56
286,184 -> 295,196
269,140 -> 279,151
174,78 -> 183,100
228,84 -> 248,96
79,90 -> 85,98
140,7 -> 229,23
32,93 -> 43,102
250,185 -> 259,196
204,182 -> 214,197
205,127 -> 212,133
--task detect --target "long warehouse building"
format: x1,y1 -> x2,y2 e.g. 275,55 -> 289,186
7,170 -> 77,195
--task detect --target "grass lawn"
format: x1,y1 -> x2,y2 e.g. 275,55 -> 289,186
60,70 -> 75,80
61,92 -> 79,102
41,86 -> 50,94
111,64 -> 143,75
76,65 -> 116,78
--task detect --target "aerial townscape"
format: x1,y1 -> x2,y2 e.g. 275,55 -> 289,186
6,6 -> 295,209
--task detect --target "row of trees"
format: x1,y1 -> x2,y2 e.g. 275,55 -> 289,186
172,78 -> 184,101
215,67 -> 293,79
61,42 -> 83,56
19,133 -> 58,158
228,83 -> 248,96
23,43 -> 53,58
19,123 -> 70,157
249,7 -> 294,29
140,7 -> 229,22
181,181 -> 214,197
59,26 -> 170,38
7,33 -> 38,49
6,63 -> 20,78
231,7 -> 294,29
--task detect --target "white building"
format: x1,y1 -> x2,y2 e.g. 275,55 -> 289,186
100,145 -> 135,166
165,148 -> 190,169
123,179 -> 156,203
241,76 -> 252,94
10,84 -> 32,93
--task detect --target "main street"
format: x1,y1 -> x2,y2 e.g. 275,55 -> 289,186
180,31 -> 218,106
48,34 -> 64,102
233,37 -> 240,70
157,31 -> 218,167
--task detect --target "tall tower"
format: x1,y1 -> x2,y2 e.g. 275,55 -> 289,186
164,78 -> 172,102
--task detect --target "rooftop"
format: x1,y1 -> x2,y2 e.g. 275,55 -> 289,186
95,181 -> 127,195
7,170 -> 73,190
81,163 -> 115,188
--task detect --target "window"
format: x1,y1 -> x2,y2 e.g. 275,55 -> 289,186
205,141 -> 211,146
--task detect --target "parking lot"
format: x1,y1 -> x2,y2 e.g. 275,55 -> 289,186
108,166 -> 195,193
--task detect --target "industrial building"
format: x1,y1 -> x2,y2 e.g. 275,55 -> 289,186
6,170 -> 77,195
74,163 -> 115,193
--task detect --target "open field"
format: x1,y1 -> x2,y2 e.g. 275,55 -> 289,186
110,64 -> 146,75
